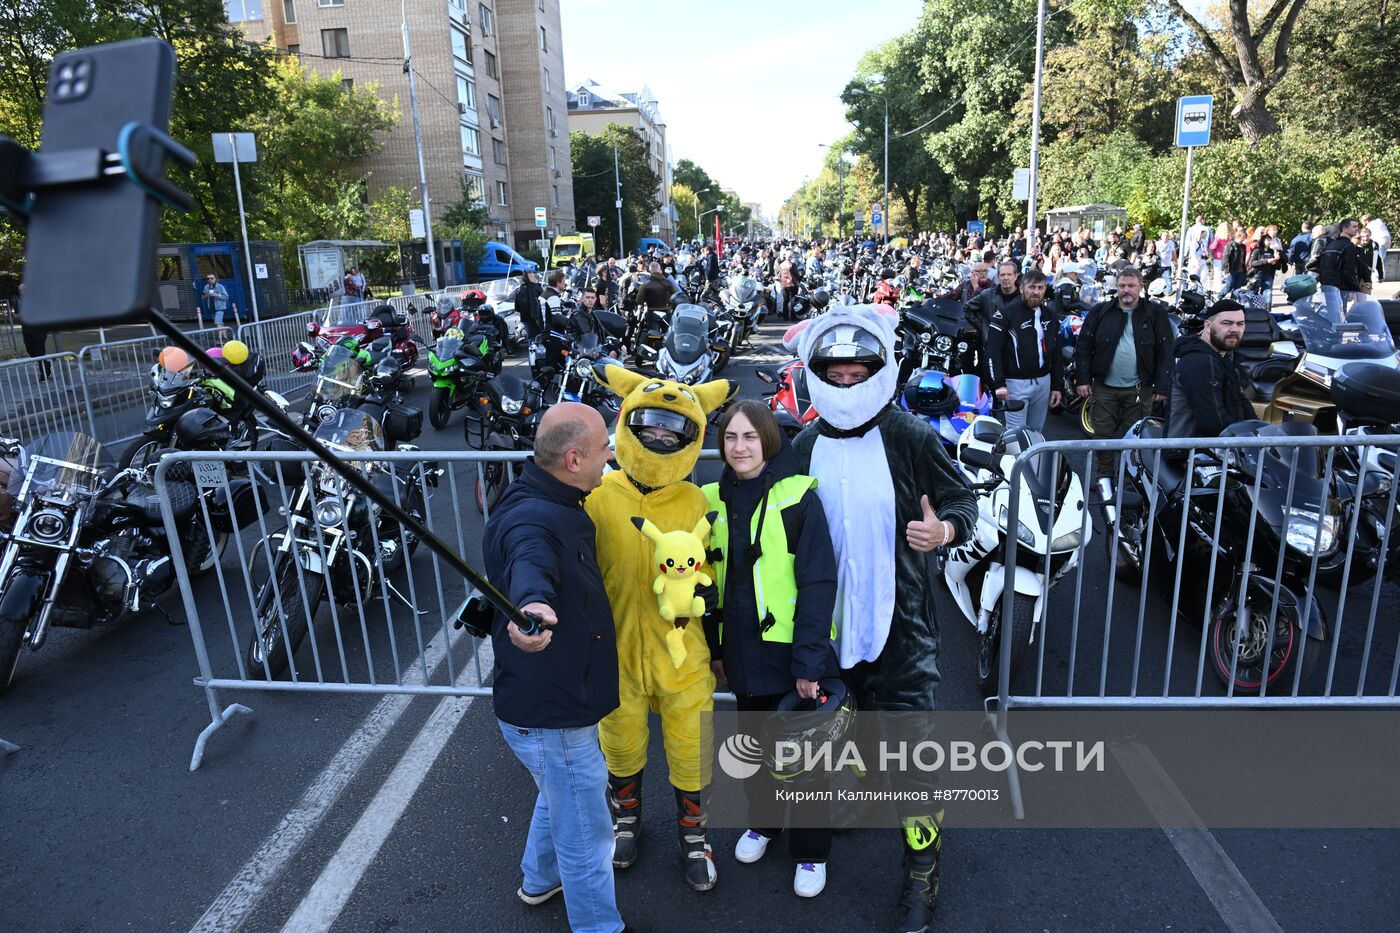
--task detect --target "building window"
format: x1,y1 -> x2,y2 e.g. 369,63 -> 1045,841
224,0 -> 263,21
552,185 -> 559,208
538,0 -> 544,9
493,137 -> 506,165
578,91 -> 590,108
321,28 -> 350,58
478,3 -> 493,35
465,172 -> 485,205
546,107 -> 556,135
282,0 -> 297,23
316,0 -> 344,7
287,44 -> 300,57
451,26 -> 472,63
539,25 -> 547,52
486,94 -> 501,125
497,180 -> 508,206
484,50 -> 498,79
547,146 -> 556,170
460,124 -> 481,157
457,74 -> 476,111
341,77 -> 354,91
542,68 -> 550,93
448,0 -> 464,12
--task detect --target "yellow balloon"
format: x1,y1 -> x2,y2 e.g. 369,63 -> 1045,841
222,340 -> 250,365
158,346 -> 190,373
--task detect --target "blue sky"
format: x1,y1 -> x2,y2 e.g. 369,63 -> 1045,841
560,0 -> 924,219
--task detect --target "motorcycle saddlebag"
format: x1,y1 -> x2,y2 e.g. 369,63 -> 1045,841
383,403 -> 424,445
1331,364 -> 1400,424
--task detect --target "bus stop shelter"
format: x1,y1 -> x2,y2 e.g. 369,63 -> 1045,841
1045,204 -> 1128,241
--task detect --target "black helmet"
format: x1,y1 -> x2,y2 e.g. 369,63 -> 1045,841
809,323 -> 887,382
477,301 -> 497,319
810,287 -> 830,311
760,679 -> 856,785
175,407 -> 231,450
902,369 -> 958,418
362,318 -> 385,344
625,407 -> 698,454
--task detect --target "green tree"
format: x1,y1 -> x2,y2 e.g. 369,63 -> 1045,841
672,183 -> 698,240
569,123 -> 659,256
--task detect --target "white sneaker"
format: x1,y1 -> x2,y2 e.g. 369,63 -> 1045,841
734,829 -> 770,863
794,861 -> 826,898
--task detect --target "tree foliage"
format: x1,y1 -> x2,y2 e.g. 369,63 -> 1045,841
570,123 -> 659,257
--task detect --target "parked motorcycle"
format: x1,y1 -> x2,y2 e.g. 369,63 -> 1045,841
756,356 -> 819,438
655,304 -> 715,386
246,408 -> 437,678
950,413 -> 1086,695
0,433 -> 262,690
1109,418 -> 1334,692
900,370 -> 994,449
427,324 -> 503,430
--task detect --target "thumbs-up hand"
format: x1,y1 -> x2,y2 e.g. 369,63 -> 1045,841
906,494 -> 951,553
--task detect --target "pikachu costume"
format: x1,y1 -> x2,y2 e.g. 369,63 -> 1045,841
586,363 -> 735,891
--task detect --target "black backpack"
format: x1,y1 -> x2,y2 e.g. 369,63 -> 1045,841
1315,239 -> 1344,279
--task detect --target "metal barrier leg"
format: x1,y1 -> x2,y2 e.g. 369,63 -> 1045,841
189,697 -> 254,772
987,700 -> 1026,820
0,736 -> 18,754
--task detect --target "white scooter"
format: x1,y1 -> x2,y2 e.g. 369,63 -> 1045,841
946,408 -> 1091,695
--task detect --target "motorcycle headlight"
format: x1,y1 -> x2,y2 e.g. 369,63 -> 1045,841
28,507 -> 70,543
919,332 -> 932,344
1050,530 -> 1082,552
574,357 -> 594,378
998,506 -> 1037,548
317,404 -> 337,424
158,394 -> 176,409
1285,509 -> 1339,556
502,397 -> 523,414
314,497 -> 345,528
935,335 -> 953,351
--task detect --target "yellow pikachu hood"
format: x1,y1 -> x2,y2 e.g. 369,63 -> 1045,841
593,363 -> 736,489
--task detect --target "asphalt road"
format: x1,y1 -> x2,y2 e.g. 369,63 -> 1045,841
2,319 -> 1398,933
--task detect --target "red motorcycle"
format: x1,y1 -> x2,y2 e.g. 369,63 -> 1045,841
755,357 -> 820,438
873,276 -> 901,308
312,304 -> 421,368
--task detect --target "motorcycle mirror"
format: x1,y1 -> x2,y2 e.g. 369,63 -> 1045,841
754,369 -> 776,384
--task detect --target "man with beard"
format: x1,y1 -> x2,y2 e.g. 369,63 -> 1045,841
985,269 -> 1062,431
1165,299 -> 1253,439
789,305 -> 978,933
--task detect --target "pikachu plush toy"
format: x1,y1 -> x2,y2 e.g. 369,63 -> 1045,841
585,362 -> 735,891
630,513 -> 716,668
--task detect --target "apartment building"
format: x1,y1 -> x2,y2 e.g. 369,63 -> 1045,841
566,79 -> 677,244
225,0 -> 575,251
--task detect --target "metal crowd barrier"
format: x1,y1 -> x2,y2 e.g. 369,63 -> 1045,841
74,327 -> 233,448
992,431 -> 1400,817
0,351 -> 89,445
155,448 -> 528,769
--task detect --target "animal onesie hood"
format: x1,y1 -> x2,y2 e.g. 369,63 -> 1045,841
791,305 -> 978,708
585,363 -> 736,791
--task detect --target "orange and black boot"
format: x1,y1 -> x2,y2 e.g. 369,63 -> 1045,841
608,771 -> 642,868
675,787 -> 718,891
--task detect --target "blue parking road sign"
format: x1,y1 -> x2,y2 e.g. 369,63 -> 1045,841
1174,95 -> 1213,148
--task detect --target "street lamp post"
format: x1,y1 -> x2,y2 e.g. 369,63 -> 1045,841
699,205 -> 723,249
1026,0 -> 1047,258
850,86 -> 889,245
693,187 -> 712,242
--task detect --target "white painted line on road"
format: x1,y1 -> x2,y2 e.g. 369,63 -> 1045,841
189,624 -> 468,933
280,640 -> 493,933
1112,742 -> 1284,933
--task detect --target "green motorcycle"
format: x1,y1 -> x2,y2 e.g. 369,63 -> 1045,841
428,325 -> 502,430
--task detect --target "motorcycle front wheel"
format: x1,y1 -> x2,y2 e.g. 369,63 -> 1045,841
1079,395 -> 1098,436
0,611 -> 23,692
977,591 -> 1036,698
474,461 -> 507,515
429,386 -> 453,429
247,554 -> 324,679
119,436 -> 167,471
1209,600 -> 1316,693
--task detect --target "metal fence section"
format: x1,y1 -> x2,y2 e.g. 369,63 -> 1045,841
236,313 -> 317,398
155,447 -> 530,769
74,326 -> 233,449
0,352 -> 90,445
989,430 -> 1400,817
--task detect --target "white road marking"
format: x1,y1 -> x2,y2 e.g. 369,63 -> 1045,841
189,623 -> 473,933
279,641 -> 492,933
1113,742 -> 1284,933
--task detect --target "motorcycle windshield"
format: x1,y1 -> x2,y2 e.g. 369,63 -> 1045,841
1292,300 -> 1397,360
312,407 -> 384,453
154,366 -> 194,395
951,374 -> 985,411
734,278 -> 758,303
666,308 -> 710,365
314,345 -> 365,402
434,336 -> 463,360
16,433 -> 107,496
575,333 -> 601,359
485,279 -> 515,302
325,299 -> 369,328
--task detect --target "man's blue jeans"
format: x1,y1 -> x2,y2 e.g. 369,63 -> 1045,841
498,720 -> 623,933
